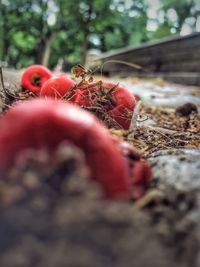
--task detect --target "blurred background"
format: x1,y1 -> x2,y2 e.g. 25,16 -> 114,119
0,0 -> 200,70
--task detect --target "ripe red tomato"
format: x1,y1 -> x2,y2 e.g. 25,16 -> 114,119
40,76 -> 75,99
21,65 -> 52,93
0,99 -> 130,199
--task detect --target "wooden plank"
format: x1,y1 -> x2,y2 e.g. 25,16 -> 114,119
91,32 -> 200,85
101,47 -> 200,66
100,49 -> 200,73
99,32 -> 200,59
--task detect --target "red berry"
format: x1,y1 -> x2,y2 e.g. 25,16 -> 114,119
72,82 -> 136,129
0,99 -> 130,200
111,138 -> 152,200
72,86 -> 97,106
40,76 -> 75,99
21,65 -> 52,93
130,160 -> 152,200
104,82 -> 136,129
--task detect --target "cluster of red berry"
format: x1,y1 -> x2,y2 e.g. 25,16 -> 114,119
0,64 -> 152,201
21,65 -> 136,130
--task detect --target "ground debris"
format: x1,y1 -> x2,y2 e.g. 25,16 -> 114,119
176,102 -> 198,116
123,104 -> 200,157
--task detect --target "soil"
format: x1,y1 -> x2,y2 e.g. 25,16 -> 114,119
0,69 -> 200,267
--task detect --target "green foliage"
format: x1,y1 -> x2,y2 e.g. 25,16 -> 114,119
0,0 -> 199,69
12,32 -> 37,51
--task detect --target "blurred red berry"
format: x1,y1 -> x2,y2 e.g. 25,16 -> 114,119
21,65 -> 52,93
40,76 -> 75,99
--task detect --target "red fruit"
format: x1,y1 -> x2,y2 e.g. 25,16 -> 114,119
0,99 -> 130,200
104,82 -> 136,129
21,65 -> 52,93
111,137 -> 152,200
72,87 -> 97,106
40,76 -> 75,99
71,82 -> 136,129
130,160 -> 152,200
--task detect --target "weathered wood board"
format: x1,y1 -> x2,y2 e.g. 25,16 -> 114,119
93,32 -> 200,85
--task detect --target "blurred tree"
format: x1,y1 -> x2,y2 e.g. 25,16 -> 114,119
55,0 -> 115,66
1,0 -> 149,68
98,0 -> 149,51
0,0 -> 199,69
0,0 -> 50,67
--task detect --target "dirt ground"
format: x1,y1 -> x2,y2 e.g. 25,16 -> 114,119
0,69 -> 200,267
